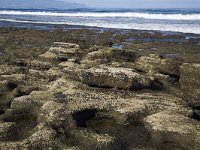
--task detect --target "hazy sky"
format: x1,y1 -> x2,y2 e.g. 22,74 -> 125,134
61,0 -> 200,8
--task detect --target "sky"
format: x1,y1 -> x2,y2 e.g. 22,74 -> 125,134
60,0 -> 200,8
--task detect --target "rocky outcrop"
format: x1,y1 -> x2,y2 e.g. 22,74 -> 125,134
144,111 -> 200,149
79,66 -> 161,90
39,42 -> 80,62
86,48 -> 138,62
180,63 -> 200,107
135,54 -> 181,76
0,42 -> 199,150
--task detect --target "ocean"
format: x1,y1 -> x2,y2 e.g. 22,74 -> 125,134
0,8 -> 200,34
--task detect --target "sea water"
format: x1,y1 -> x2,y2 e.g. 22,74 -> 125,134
0,8 -> 200,34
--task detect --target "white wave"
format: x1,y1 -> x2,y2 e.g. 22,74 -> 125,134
0,10 -> 200,20
1,18 -> 200,34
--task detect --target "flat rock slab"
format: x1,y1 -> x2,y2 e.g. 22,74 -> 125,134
144,111 -> 200,149
79,67 -> 153,90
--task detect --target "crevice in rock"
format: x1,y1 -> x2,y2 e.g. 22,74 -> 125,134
0,110 -> 5,115
192,106 -> 200,121
71,109 -> 154,149
160,72 -> 180,83
149,80 -> 164,91
72,109 -> 97,127
7,82 -> 18,90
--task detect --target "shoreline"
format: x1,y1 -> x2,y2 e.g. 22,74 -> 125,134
0,26 -> 200,65
1,20 -> 200,36
0,28 -> 199,149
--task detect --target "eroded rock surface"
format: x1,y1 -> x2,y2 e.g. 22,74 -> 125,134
0,42 -> 199,150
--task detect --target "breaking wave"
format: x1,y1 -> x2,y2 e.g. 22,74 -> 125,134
1,18 -> 200,34
0,10 -> 200,20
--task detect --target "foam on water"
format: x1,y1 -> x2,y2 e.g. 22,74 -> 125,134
0,10 -> 200,20
0,9 -> 200,34
1,18 -> 200,34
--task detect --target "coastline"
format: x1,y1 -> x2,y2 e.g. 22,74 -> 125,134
0,25 -> 200,149
0,25 -> 200,64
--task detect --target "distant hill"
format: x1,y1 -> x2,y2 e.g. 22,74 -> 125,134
0,0 -> 87,9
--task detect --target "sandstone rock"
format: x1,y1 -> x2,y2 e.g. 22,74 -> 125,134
40,101 -> 71,128
0,80 -> 17,93
30,60 -> 52,70
180,63 -> 200,107
0,122 -> 16,140
135,54 -> 181,76
0,142 -> 21,150
69,129 -> 115,150
0,42 -> 198,149
0,74 -> 26,84
28,69 -> 59,82
79,67 -> 154,90
59,61 -> 84,81
86,48 -> 137,62
144,111 -> 200,149
39,42 -> 80,62
0,65 -> 25,75
23,125 -> 59,150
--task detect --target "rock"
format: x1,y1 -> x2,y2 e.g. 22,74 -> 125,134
30,60 -> 52,70
0,65 -> 25,75
0,80 -> 17,93
23,125 -> 59,150
86,48 -> 137,62
28,68 -> 60,82
11,96 -> 41,113
0,122 -> 16,140
110,99 -> 148,125
40,101 -> 71,128
79,66 -> 154,90
59,61 -> 81,81
69,129 -> 115,150
0,74 -> 26,84
0,142 -> 21,150
180,63 -> 200,107
8,59 -> 29,67
144,111 -> 200,149
39,42 -> 80,62
0,42 -> 199,149
135,54 -> 181,76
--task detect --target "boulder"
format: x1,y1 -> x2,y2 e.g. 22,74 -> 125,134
135,54 -> 181,76
144,111 -> 200,149
0,122 -> 16,140
23,125 -> 59,150
180,63 -> 200,107
29,60 -> 52,70
0,80 -> 17,93
86,48 -> 137,62
39,42 -> 80,62
69,129 -> 115,150
79,67 -> 155,90
0,74 -> 26,84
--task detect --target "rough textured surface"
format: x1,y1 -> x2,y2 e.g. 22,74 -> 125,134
80,67 -> 154,90
144,111 -> 200,150
180,63 -> 200,107
0,41 -> 199,150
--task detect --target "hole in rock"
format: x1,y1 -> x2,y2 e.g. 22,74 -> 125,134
72,109 -> 97,127
72,109 -> 153,149
0,110 -> 5,115
149,80 -> 164,91
192,108 -> 200,121
7,82 -> 18,90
